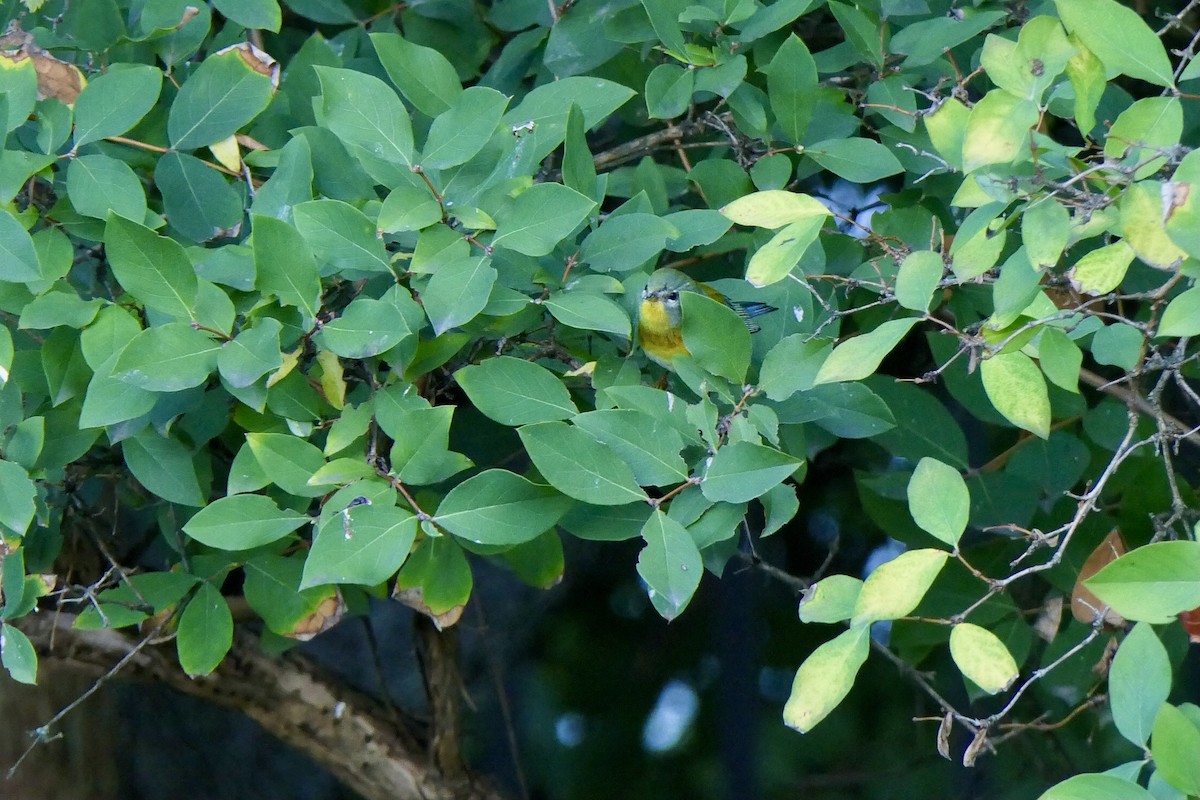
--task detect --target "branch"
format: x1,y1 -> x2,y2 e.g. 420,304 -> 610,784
14,613 -> 507,800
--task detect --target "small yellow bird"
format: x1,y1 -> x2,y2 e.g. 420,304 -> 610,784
638,268 -> 777,369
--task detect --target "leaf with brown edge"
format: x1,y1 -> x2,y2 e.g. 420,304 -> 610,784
286,591 -> 346,641
393,586 -> 464,631
1072,529 -> 1126,626
1179,606 -> 1200,644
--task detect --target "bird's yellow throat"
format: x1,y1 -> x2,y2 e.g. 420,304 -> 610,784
638,297 -> 688,366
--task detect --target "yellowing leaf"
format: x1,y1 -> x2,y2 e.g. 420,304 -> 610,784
949,623 -> 1019,694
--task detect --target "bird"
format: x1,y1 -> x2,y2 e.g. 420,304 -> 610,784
637,268 -> 777,369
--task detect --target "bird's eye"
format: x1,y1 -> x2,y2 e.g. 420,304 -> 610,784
666,291 -> 678,302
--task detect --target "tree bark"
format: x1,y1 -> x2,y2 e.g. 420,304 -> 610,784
14,612 -> 506,800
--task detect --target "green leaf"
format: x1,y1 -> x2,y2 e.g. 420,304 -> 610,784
865,75 -> 917,133
949,623 -> 1019,695
4,417 -> 43,470
386,406 -> 472,486
246,432 -> 327,498
1109,622 -> 1171,748
852,548 -> 949,625
501,77 -> 636,164
1085,541 -> 1200,623
543,1 -> 624,77
294,199 -> 390,274
1036,774 -> 1154,800
1120,183 -> 1186,270
828,1 -> 883,67
0,323 -> 12,386
0,209 -> 43,283
1023,200 -> 1070,269
315,66 -> 414,171
66,154 -> 147,223
545,291 -> 631,338
961,90 -> 1040,173
422,257 -> 497,335
562,102 -> 598,199
760,335 -> 829,401
1152,704 -> 1200,795
176,581 -> 233,677
906,457 -> 969,548
761,481 -> 799,536
1,623 -> 37,684
559,501 -> 653,542
212,0 -> 281,31
435,469 -> 572,546
421,86 -> 509,169
317,298 -> 415,358
745,217 -> 824,288
371,32 -> 462,117
891,12 -> 1005,68
806,138 -> 903,183
1068,241 -> 1134,295
0,548 -> 26,618
1054,0 -> 1174,87
721,190 -> 829,230
645,63 -> 694,119
123,429 -> 206,507
499,530 -> 565,589
765,34 -> 817,144
1065,37 -> 1105,133
243,554 -> 339,638
1166,150 -> 1200,260
492,184 -> 595,257
637,509 -> 702,621
251,135 -> 314,222
74,572 -> 198,631
1105,97 -> 1181,181
1158,288 -> 1200,338
734,0 -> 816,41
456,357 -> 578,425
813,318 -> 919,386
252,214 -> 320,322
156,151 -> 243,242
302,504 -> 417,588
773,382 -> 895,439
895,251 -> 943,312
924,98 -> 969,171
797,574 -> 863,624
218,317 -> 282,388
640,0 -> 688,57
19,285 -> 102,330
573,409 -> 688,486
112,323 -> 220,391
183,494 -> 309,550
1091,323 -> 1142,371
580,213 -> 677,273
0,459 -> 36,536
395,535 -> 473,615
517,421 -> 647,505
379,180 -> 442,234
702,441 -> 802,503
169,44 -> 276,150
1037,327 -> 1082,393
679,290 -> 752,383
78,306 -> 156,427
980,351 -> 1051,439
782,626 -> 869,733
0,53 -> 37,133
104,215 -> 198,319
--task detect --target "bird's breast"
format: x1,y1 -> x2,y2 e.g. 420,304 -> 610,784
638,299 -> 688,365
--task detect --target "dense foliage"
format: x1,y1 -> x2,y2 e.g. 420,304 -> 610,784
2,0 -> 1200,797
